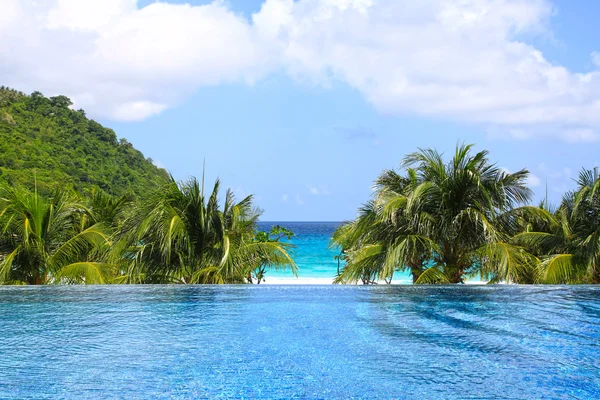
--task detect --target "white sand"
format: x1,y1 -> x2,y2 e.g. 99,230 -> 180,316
261,277 -> 488,285
261,277 -> 336,285
261,277 -> 413,285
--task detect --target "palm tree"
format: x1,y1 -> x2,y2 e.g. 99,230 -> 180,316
571,168 -> 600,282
331,200 -> 394,284
0,184 -> 111,284
514,168 -> 600,283
402,144 -> 532,283
333,144 -> 533,284
83,187 -> 133,229
331,170 -> 437,284
251,225 -> 296,284
112,176 -> 297,284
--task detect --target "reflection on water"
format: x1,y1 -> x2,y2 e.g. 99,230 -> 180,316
0,285 -> 599,399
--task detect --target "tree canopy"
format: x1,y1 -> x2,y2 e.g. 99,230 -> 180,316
0,87 -> 169,197
0,180 -> 297,285
0,87 -> 297,285
333,144 -> 600,285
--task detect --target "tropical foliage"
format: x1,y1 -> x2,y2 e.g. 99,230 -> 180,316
333,144 -> 600,285
110,176 -> 297,284
0,87 -> 169,196
0,184 -> 111,284
2,86 -> 598,286
0,87 -> 297,286
252,225 -> 296,284
513,168 -> 600,283
0,178 -> 297,285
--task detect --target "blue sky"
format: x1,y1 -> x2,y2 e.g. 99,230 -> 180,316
3,0 -> 600,220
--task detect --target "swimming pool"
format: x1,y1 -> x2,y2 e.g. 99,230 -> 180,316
0,285 -> 598,399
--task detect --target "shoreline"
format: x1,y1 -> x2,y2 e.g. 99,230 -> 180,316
262,277 -> 488,285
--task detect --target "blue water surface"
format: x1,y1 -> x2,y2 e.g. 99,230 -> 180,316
1,285 -> 599,399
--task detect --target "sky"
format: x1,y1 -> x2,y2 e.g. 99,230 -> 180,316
2,0 -> 600,221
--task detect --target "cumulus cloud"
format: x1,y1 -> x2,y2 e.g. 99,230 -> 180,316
255,0 -> 600,142
2,0 -> 600,141
1,0 -> 271,120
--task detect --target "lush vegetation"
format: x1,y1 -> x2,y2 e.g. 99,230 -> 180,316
0,87 -> 169,196
332,144 -> 600,284
0,179 -> 297,285
2,87 -> 598,285
0,87 -> 296,285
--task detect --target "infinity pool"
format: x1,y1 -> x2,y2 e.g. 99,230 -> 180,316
0,286 -> 599,399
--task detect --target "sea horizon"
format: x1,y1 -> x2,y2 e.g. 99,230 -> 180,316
256,221 -> 344,282
256,221 -> 485,284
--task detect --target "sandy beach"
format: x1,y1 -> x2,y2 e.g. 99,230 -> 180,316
262,277 -> 413,285
262,277 -> 488,285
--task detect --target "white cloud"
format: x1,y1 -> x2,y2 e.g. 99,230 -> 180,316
152,159 -> 165,169
295,193 -> 304,205
559,129 -> 599,143
46,0 -> 137,31
281,193 -> 289,202
0,0 -> 20,31
255,0 -> 600,142
526,174 -> 541,187
2,0 -> 600,141
307,184 -> 331,195
113,101 -> 167,121
1,0 -> 272,120
592,52 -> 600,68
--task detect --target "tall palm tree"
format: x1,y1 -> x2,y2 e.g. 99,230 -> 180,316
333,144 -> 533,284
402,144 -> 532,283
331,169 -> 437,284
0,184 -> 111,284
112,176 -> 297,284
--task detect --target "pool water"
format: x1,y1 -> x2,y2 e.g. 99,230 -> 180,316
1,285 -> 599,399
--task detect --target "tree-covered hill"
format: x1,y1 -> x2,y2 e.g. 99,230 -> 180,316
0,87 -> 169,196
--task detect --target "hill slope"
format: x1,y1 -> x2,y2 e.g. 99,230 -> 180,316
0,87 -> 168,196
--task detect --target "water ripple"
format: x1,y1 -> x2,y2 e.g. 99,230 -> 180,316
0,285 -> 599,399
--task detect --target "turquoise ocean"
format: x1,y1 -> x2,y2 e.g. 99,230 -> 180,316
257,221 -> 414,282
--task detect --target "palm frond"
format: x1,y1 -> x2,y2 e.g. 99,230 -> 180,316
414,266 -> 450,284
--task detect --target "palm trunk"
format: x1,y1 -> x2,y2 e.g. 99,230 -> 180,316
443,251 -> 464,283
447,267 -> 464,284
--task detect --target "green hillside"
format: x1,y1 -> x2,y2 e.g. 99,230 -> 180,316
0,87 -> 168,196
